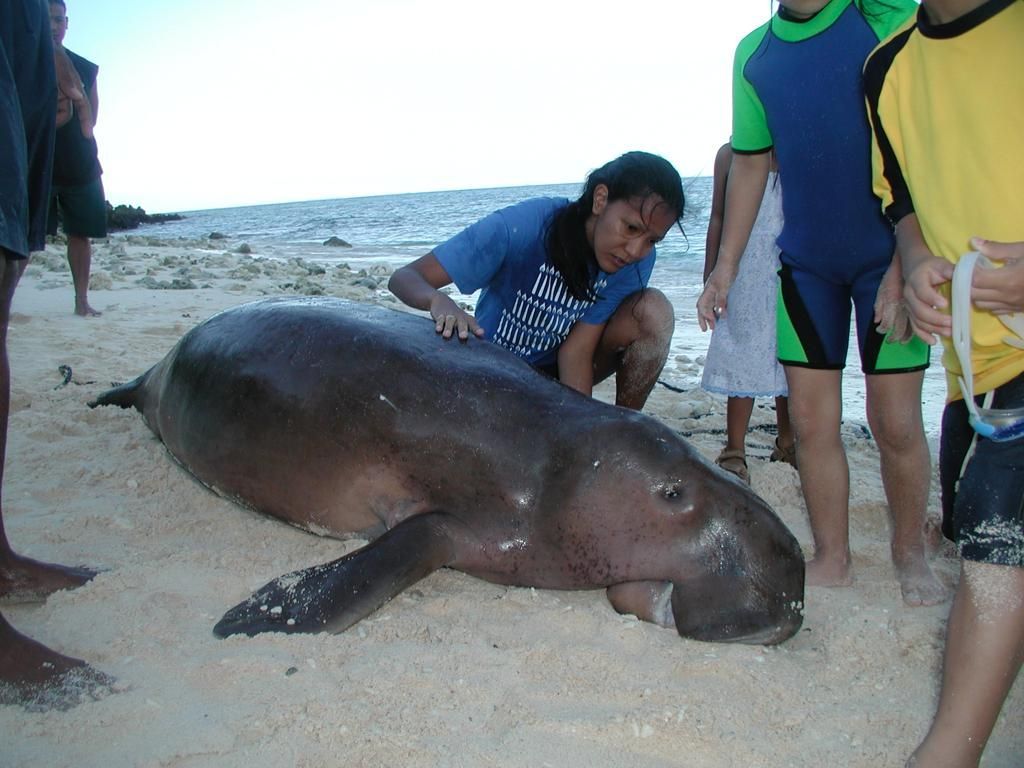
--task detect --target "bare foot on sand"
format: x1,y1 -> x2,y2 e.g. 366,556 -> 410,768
806,556 -> 854,588
74,301 -> 101,317
894,554 -> 950,607
0,552 -> 98,604
0,614 -> 115,711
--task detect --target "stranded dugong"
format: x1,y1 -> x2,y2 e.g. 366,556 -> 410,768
91,297 -> 805,645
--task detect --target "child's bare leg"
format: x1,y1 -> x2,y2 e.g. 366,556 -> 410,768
785,367 -> 852,586
867,370 -> 948,606
775,395 -> 795,452
908,562 -> 1024,767
725,396 -> 755,453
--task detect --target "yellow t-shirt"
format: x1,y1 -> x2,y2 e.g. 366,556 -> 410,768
865,0 -> 1024,400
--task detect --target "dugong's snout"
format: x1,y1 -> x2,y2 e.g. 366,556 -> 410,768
670,493 -> 805,645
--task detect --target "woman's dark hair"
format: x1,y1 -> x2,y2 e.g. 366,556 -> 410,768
546,151 -> 684,302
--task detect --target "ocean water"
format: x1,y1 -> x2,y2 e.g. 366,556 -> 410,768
135,180 -> 947,438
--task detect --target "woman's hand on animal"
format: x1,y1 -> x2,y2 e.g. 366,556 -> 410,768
970,237 -> 1024,314
429,293 -> 484,341
388,253 -> 482,340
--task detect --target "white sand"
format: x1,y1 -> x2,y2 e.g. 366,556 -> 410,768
1,237 -> 1020,767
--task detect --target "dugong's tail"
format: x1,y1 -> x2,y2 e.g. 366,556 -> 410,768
88,371 -> 150,412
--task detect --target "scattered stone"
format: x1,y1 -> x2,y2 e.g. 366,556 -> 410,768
136,276 -> 197,290
351,277 -> 379,290
209,232 -> 228,240
89,273 -> 114,290
236,243 -> 252,255
280,277 -> 326,296
289,257 -> 325,275
323,236 -> 352,248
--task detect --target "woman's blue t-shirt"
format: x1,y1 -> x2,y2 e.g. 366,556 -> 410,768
434,197 -> 655,367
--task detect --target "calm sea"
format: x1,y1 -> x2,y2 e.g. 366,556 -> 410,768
135,180 -> 946,439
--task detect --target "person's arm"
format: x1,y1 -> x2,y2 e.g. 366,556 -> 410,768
895,213 -> 954,343
696,151 -> 770,331
702,144 -> 732,283
970,237 -> 1024,314
556,321 -> 605,397
88,77 -> 98,127
387,253 -> 484,340
53,48 -> 93,137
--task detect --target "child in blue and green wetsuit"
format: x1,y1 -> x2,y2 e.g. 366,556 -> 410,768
697,0 -> 948,606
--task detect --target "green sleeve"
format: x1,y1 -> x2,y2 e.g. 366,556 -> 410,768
730,23 -> 773,153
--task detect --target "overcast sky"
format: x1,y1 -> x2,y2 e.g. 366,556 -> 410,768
63,0 -> 780,212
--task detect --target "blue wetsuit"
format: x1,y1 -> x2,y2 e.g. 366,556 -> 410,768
731,0 -> 927,372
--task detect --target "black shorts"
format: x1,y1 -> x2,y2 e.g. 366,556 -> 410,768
939,371 -> 1024,567
47,177 -> 108,238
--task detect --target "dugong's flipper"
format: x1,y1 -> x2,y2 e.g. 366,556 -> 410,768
88,373 -> 150,411
213,513 -> 458,637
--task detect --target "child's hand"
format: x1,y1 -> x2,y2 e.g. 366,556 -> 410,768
970,237 -> 1024,314
696,264 -> 737,332
903,256 -> 954,345
874,261 -> 913,343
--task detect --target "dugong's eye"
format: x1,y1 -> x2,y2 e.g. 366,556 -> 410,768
663,485 -> 680,500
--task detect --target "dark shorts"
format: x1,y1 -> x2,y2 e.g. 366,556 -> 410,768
939,371 -> 1024,567
47,177 -> 108,238
776,262 -> 930,374
0,0 -> 56,260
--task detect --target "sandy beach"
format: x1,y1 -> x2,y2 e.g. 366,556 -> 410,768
1,236 -> 1020,767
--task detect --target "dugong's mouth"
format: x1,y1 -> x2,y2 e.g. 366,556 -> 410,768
670,577 -> 805,646
708,620 -> 802,646
674,608 -> 804,645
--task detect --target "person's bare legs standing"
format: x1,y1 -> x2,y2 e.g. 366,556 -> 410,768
0,255 -> 110,707
787,364 -> 947,605
0,0 -> 111,709
866,369 -> 948,606
785,366 -> 852,585
66,232 -> 98,316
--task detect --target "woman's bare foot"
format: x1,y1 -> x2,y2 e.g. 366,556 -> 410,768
0,552 -> 98,604
0,614 -> 114,711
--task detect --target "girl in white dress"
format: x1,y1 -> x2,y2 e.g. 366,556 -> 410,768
701,144 -> 794,483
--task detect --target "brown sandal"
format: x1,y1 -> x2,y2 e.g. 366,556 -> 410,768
715,449 -> 750,484
770,437 -> 797,469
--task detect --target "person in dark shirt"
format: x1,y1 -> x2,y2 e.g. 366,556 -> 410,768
47,0 -> 104,317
